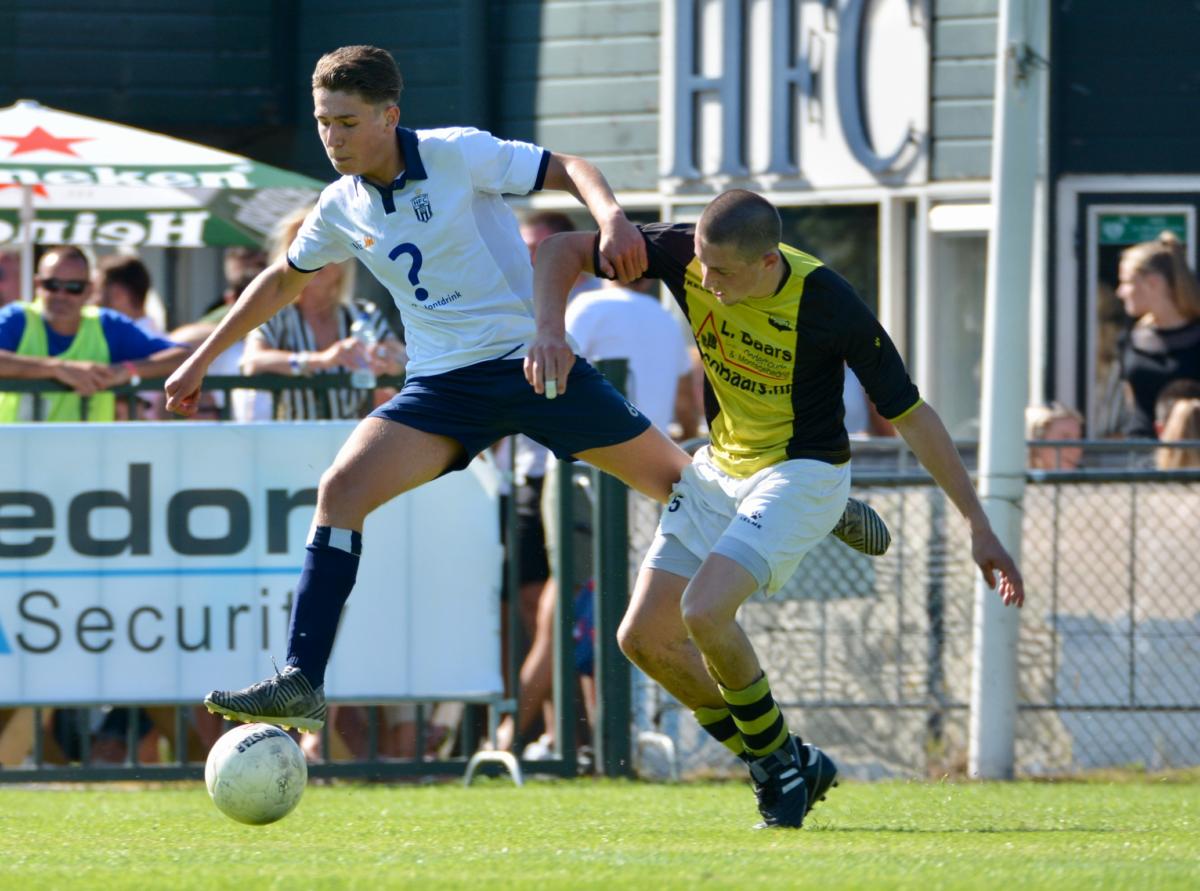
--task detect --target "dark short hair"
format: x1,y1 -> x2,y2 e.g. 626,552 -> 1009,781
697,189 -> 782,259
312,45 -> 403,106
521,211 -> 576,235
98,255 -> 152,309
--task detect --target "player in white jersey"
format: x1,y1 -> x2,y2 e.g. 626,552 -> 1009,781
163,44 -> 687,732
164,45 -> 888,735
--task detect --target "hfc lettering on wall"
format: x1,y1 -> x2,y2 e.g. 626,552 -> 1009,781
662,0 -> 928,187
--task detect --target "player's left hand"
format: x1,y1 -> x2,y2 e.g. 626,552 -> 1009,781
524,331 -> 576,399
971,524 -> 1025,608
597,214 -> 647,283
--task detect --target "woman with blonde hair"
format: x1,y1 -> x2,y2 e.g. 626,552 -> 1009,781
1116,231 -> 1200,437
1156,397 -> 1200,469
240,206 -> 404,419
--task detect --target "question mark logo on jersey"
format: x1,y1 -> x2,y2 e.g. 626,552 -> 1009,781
388,242 -> 429,301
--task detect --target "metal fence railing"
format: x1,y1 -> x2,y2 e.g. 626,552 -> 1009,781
0,366 -> 629,784
4,371 -> 1199,782
0,372 -> 407,421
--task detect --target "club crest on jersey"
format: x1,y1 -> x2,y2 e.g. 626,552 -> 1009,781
411,191 -> 433,222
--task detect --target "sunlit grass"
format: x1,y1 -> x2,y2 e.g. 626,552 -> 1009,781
1,778 -> 1196,889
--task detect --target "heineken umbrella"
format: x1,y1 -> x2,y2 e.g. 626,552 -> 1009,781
0,99 -> 324,297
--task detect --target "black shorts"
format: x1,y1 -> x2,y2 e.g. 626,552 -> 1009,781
370,356 -> 651,472
514,476 -> 551,585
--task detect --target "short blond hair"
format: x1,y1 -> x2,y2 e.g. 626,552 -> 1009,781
1157,398 -> 1200,469
1025,402 -> 1083,440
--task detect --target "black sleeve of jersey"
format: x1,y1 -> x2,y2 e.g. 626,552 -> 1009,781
806,266 -> 921,420
639,223 -> 695,289
592,222 -> 695,295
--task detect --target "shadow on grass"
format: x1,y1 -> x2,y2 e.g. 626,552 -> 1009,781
809,825 -> 1125,834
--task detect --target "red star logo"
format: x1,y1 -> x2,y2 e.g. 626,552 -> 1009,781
0,183 -> 49,198
0,126 -> 92,157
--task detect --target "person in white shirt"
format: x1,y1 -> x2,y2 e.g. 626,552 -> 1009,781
566,276 -> 700,437
165,44 -> 684,732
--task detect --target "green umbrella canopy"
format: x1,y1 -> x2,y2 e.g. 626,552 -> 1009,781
0,99 -> 324,250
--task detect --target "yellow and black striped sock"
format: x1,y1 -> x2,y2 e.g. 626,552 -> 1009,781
719,673 -> 790,759
693,706 -> 746,757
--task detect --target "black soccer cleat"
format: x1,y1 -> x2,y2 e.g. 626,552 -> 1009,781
795,741 -> 839,815
831,497 -> 891,556
204,665 -> 327,733
748,736 -> 810,829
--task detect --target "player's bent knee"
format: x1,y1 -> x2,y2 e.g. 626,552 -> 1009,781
316,464 -> 373,526
617,621 -> 683,679
616,616 -> 647,664
679,595 -> 724,645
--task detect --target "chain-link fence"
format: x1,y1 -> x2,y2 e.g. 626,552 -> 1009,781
631,442 -> 1200,780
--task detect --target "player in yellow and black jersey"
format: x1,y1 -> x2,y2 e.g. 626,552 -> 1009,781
624,220 -> 921,476
526,189 -> 1023,830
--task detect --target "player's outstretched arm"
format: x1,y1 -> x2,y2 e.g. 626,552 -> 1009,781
164,259 -> 311,416
525,231 -> 597,398
892,402 -> 1025,608
540,153 -> 646,282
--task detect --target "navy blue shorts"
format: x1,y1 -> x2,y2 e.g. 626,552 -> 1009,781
370,357 -> 651,472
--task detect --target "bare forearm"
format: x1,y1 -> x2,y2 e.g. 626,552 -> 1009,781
124,347 -> 191,381
193,263 -> 303,371
533,233 -> 593,336
544,154 -> 624,227
0,352 -> 60,380
894,403 -> 989,529
674,373 -> 701,440
240,345 -> 298,376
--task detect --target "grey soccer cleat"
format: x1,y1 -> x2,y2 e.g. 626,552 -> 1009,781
748,736 -> 809,829
204,665 -> 327,733
831,497 -> 891,556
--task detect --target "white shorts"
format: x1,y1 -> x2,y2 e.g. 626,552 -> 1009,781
644,445 -> 850,594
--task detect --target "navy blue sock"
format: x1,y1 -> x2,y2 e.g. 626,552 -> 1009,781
285,526 -> 362,687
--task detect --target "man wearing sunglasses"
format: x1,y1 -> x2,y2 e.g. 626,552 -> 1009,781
0,245 -> 188,422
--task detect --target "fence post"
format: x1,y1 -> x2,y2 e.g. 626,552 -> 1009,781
552,454 -> 578,771
925,491 -> 948,771
968,0 -> 1045,778
593,359 -> 632,777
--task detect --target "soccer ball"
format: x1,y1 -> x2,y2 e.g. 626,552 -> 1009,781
205,723 -> 307,825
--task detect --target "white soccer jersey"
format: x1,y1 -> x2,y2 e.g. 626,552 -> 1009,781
287,126 -> 549,378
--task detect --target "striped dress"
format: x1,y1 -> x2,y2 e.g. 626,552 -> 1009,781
249,300 -> 395,420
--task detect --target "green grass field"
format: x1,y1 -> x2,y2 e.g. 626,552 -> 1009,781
1,778 -> 1196,889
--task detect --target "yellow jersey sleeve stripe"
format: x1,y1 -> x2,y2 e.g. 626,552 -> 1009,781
886,397 -> 925,423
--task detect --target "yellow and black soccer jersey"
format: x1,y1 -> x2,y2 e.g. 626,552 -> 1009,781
629,223 -> 922,477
